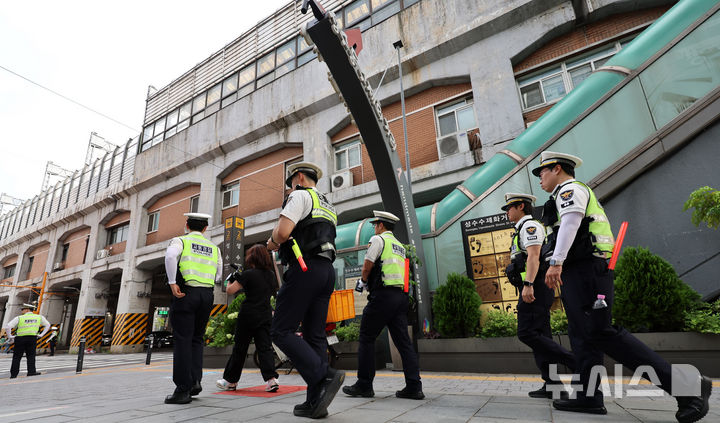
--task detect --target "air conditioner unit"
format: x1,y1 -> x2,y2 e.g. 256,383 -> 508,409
53,262 -> 64,271
331,170 -> 353,192
437,133 -> 470,158
96,249 -> 110,260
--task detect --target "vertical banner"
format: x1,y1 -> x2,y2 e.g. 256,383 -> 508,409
460,213 -> 517,316
223,217 -> 245,291
343,265 -> 367,317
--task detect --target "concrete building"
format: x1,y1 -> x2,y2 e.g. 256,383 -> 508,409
2,0 -> 718,352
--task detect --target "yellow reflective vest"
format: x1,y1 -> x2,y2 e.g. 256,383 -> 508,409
17,312 -> 43,336
178,233 -> 219,287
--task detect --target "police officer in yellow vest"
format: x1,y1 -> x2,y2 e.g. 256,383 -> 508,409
534,152 -> 711,421
164,212 -> 222,404
502,193 -> 574,399
5,303 -> 50,378
267,162 -> 344,419
342,211 -> 424,400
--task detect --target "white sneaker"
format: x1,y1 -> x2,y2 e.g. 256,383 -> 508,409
265,378 -> 279,392
216,379 -> 237,391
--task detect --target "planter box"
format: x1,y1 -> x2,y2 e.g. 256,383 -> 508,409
418,332 -> 720,377
332,340 -> 385,370
203,345 -> 256,369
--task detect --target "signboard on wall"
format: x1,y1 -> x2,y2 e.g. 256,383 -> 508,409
223,217 -> 245,291
343,265 -> 367,316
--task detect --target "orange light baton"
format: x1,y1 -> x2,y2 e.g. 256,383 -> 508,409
291,239 -> 308,272
608,221 -> 628,270
404,258 -> 410,293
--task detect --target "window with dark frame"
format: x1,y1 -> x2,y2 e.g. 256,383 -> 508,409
221,182 -> 240,209
190,196 -> 200,213
108,223 -> 129,245
147,212 -> 159,233
3,264 -> 15,279
61,244 -> 70,262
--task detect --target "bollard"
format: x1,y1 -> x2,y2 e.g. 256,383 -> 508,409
76,336 -> 86,374
145,334 -> 154,365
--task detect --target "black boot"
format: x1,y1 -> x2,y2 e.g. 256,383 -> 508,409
189,382 -> 202,396
675,376 -> 711,423
553,397 -> 607,415
164,391 -> 191,404
396,386 -> 425,400
342,383 -> 374,397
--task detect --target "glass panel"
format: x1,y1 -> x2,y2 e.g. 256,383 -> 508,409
639,11 -> 720,129
238,65 -> 255,87
566,44 -> 616,68
165,126 -> 177,138
593,56 -> 611,68
297,51 -> 316,67
438,113 -> 457,136
276,62 -> 295,78
177,119 -> 190,132
223,73 -> 238,96
205,102 -> 220,115
335,149 -> 347,171
231,189 -> 239,207
179,102 -> 192,121
276,39 -> 296,65
257,51 -> 275,76
190,196 -> 199,213
456,106 -> 476,132
191,111 -> 205,124
348,144 -> 361,167
345,0 -> 370,25
541,74 -> 566,102
143,125 -> 154,141
517,66 -> 561,85
237,84 -> 253,98
569,64 -> 592,89
437,100 -> 463,116
141,141 -> 152,152
153,117 -> 166,135
192,93 -> 206,113
166,108 -> 178,128
404,0 -> 419,6
151,134 -> 163,146
372,0 -> 400,25
221,93 -> 237,108
372,0 -> 393,8
257,72 -> 275,87
207,83 -> 221,105
298,35 -> 311,53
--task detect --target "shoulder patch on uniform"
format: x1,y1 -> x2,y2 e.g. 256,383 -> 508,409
559,190 -> 574,201
526,226 -> 536,235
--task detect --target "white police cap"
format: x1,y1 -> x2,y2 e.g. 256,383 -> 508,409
21,303 -> 36,310
531,151 -> 583,176
51,326 -> 58,330
183,213 -> 211,222
285,162 -> 323,188
369,210 -> 400,224
501,193 -> 537,211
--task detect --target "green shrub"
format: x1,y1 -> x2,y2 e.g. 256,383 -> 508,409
204,293 -> 245,347
480,309 -> 517,338
684,300 -> 720,334
432,273 -> 482,338
683,186 -> 720,229
550,309 -> 569,335
614,247 -> 700,332
334,321 -> 360,342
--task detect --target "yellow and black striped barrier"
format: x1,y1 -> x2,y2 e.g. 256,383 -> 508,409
111,313 -> 149,346
210,304 -> 228,317
70,317 -> 104,347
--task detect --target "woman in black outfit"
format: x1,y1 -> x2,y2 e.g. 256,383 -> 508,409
216,244 -> 280,392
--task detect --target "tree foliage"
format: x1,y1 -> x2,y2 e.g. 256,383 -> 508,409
614,247 -> 699,332
683,186 -> 720,229
432,273 -> 482,338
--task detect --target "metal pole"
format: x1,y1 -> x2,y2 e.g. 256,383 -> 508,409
145,334 -> 154,365
394,40 -> 411,185
76,336 -> 86,373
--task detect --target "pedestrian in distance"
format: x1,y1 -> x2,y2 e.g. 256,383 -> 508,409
48,326 -> 58,356
267,161 -> 344,419
164,212 -> 222,404
216,244 -> 280,393
0,334 -> 9,354
342,210 -> 424,400
4,303 -> 50,378
502,193 -> 575,398
533,151 -> 711,422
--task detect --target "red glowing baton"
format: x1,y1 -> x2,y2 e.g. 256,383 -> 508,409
608,221 -> 628,270
291,239 -> 308,272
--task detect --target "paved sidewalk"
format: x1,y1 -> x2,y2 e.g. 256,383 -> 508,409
0,355 -> 717,422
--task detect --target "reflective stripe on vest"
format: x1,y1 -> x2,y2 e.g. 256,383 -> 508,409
17,313 -> 42,336
379,232 -> 406,287
557,181 -> 615,259
510,219 -> 543,281
307,188 -> 338,225
178,233 -> 219,287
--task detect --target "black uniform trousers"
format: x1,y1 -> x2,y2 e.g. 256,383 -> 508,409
10,335 -> 37,377
356,286 -> 421,391
170,285 -> 213,393
49,338 -> 57,356
223,313 -> 278,383
562,256 -> 673,402
517,277 -> 575,383
271,256 -> 334,402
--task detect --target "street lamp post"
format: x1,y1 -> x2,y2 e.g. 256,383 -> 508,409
393,40 -> 411,185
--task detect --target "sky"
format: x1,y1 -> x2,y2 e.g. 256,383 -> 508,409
0,0 -> 291,204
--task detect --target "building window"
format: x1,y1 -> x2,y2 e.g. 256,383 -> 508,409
222,182 -> 239,209
334,140 -> 362,172
516,40 -> 630,111
108,223 -> 129,245
61,244 -> 70,262
435,98 -> 477,137
27,257 -> 34,275
3,264 -> 15,279
147,212 -> 159,233
189,195 -> 200,213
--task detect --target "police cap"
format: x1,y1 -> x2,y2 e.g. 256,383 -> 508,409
21,303 -> 36,310
183,213 -> 211,225
501,193 -> 537,211
531,151 -> 583,177
285,162 -> 322,188
369,210 -> 400,225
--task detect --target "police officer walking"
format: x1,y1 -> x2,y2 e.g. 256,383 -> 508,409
534,151 -> 711,422
4,303 -> 50,378
164,212 -> 222,404
48,326 -> 58,356
343,210 -> 424,400
267,162 -> 344,419
502,193 -> 574,398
